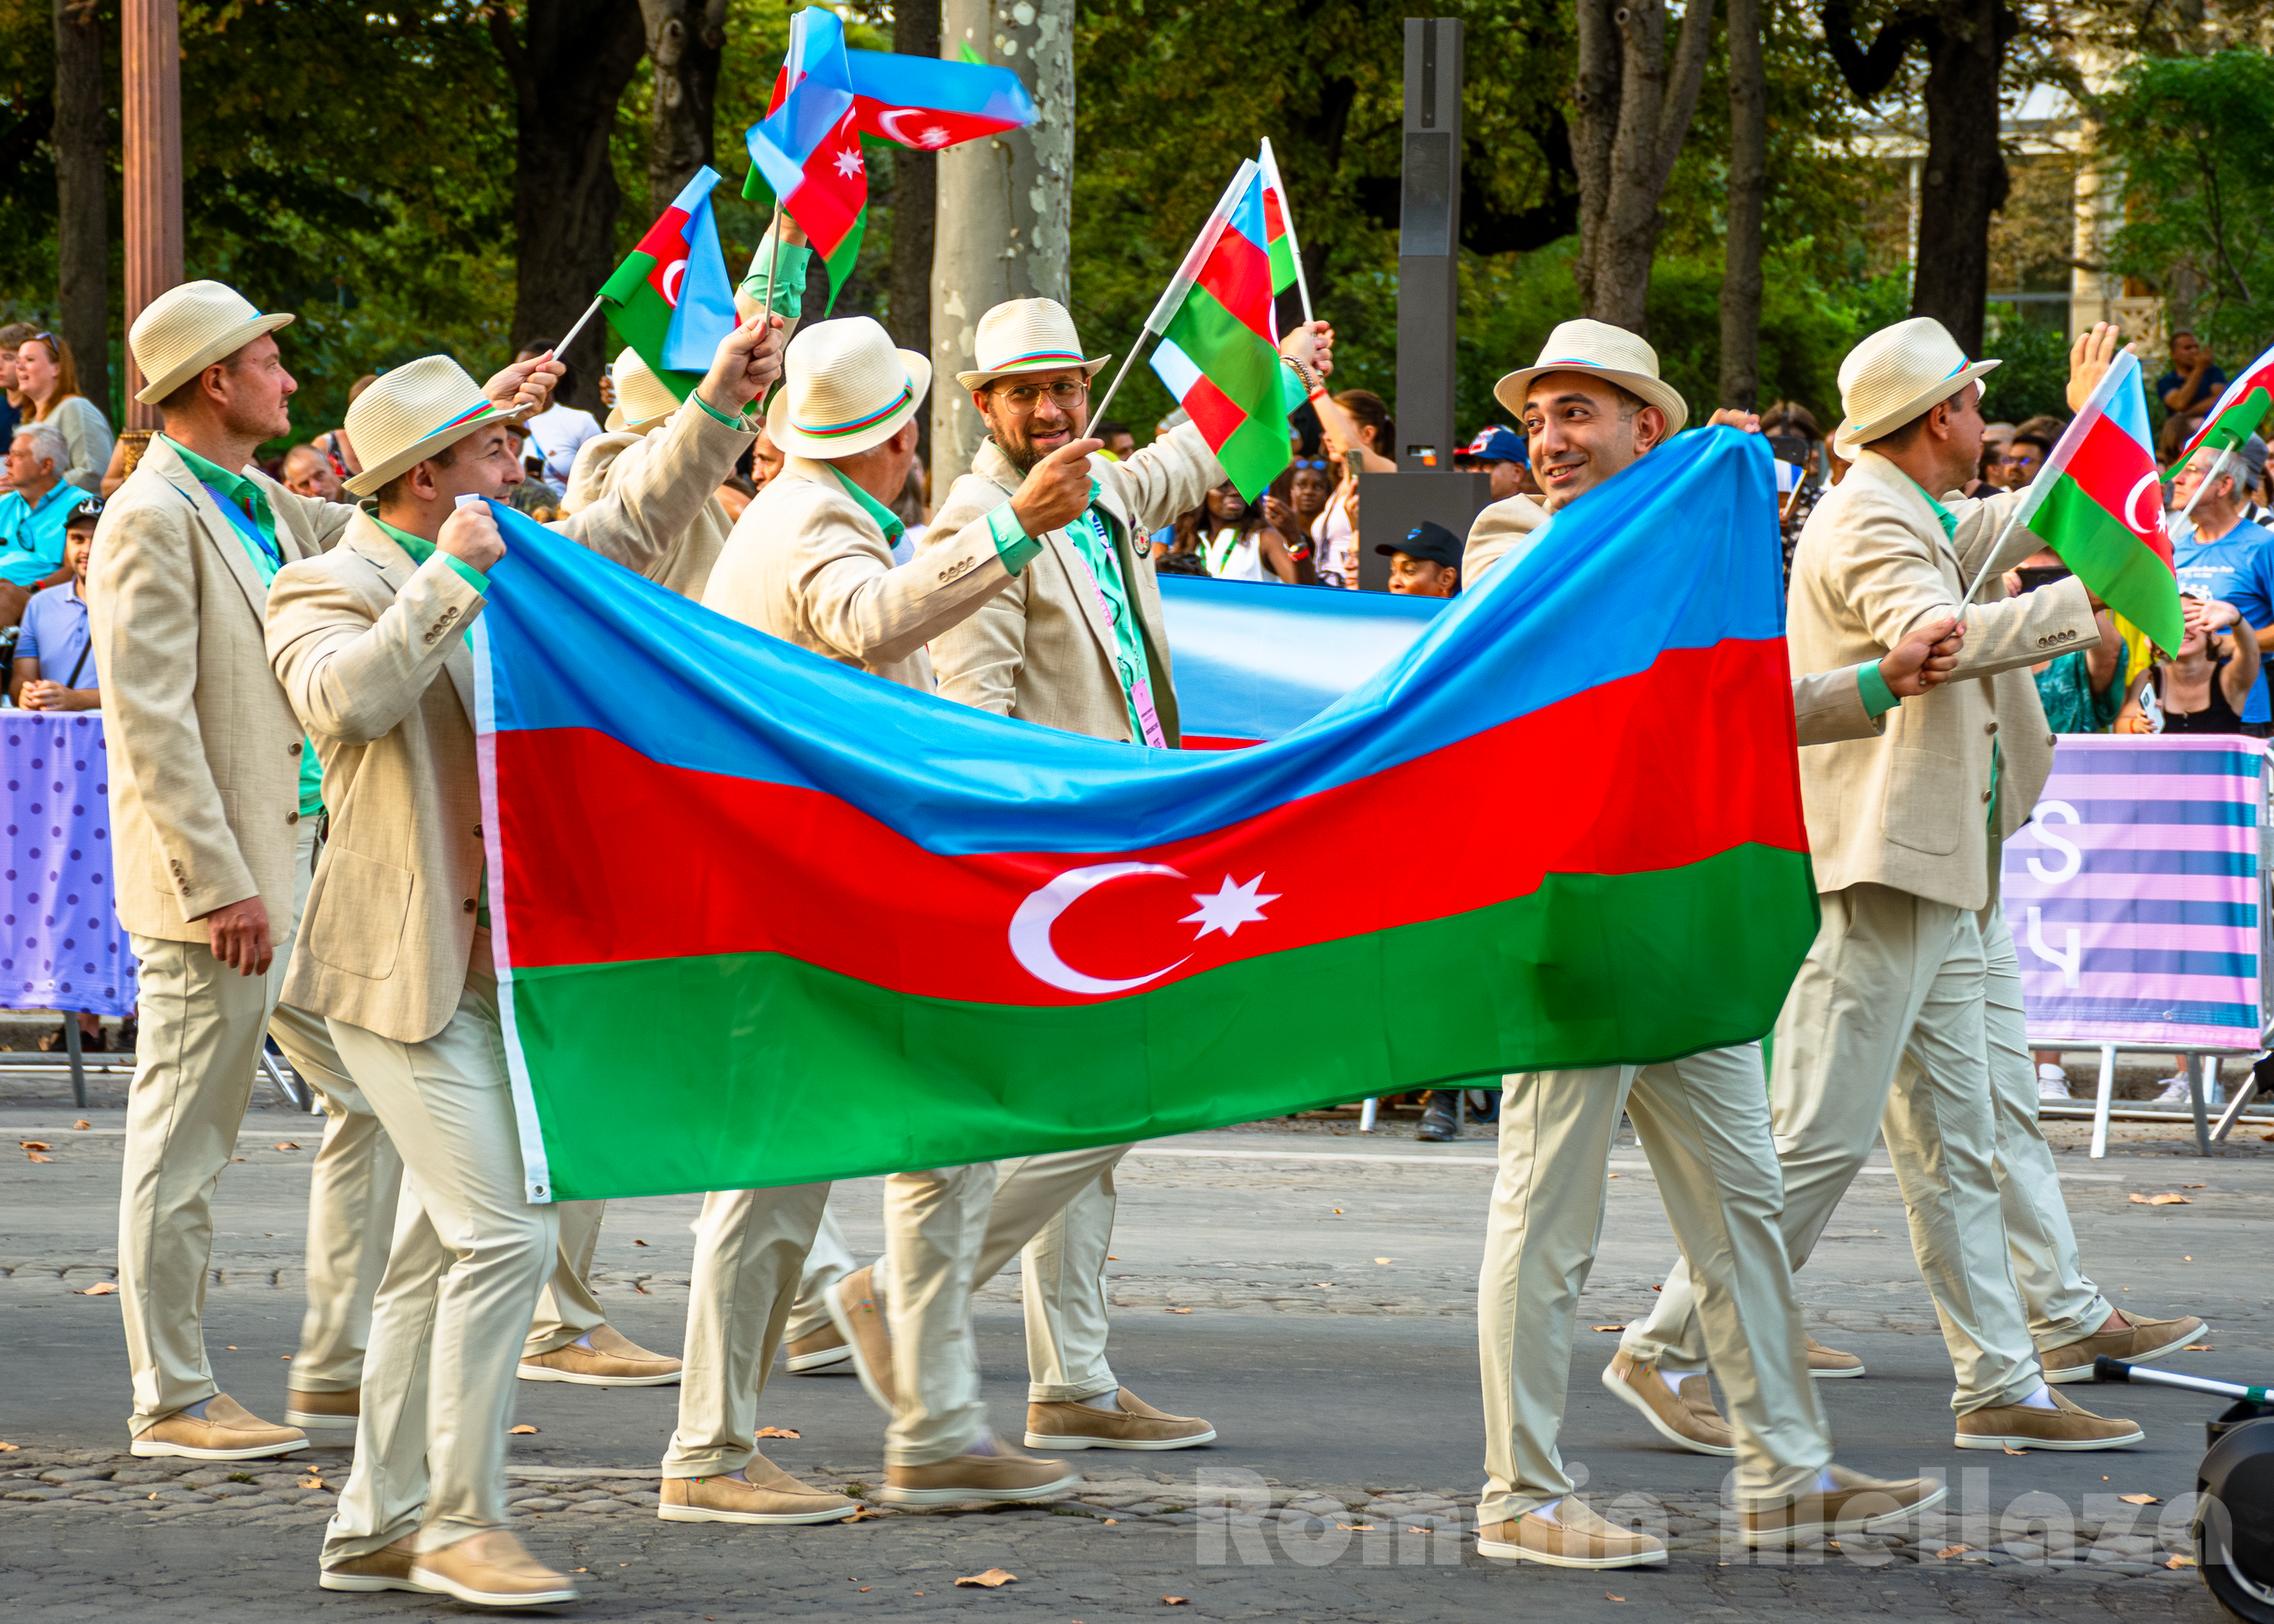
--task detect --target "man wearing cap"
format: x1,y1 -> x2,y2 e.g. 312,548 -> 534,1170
87,280 -> 559,1468
10,495 -> 102,708
1461,425 -> 1536,502
1616,320 -> 2159,1463
1381,519 -> 1462,597
695,315 -> 1089,1510
264,314 -> 786,1604
0,420 -> 81,624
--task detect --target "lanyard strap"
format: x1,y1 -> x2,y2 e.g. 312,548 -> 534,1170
1055,509 -> 1166,749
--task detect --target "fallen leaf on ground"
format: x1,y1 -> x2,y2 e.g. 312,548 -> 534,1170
2187,1344 -> 2215,1351
2169,1554 -> 2196,1569
955,1571 -> 1018,1589
633,1282 -> 650,1295
845,1507 -> 886,1522
509,1424 -> 539,1435
2129,1192 -> 2190,1205
1167,1308 -> 1192,1314
2184,1184 -> 2206,1189
1937,1545 -> 1971,1558
1163,1599 -> 1189,1606
1338,1523 -> 1374,1532
0,1442 -> 18,1451
71,1120 -> 88,1129
1374,1258 -> 1392,1265
274,1142 -> 300,1151
1650,1284 -> 1663,1291
298,1476 -> 325,1489
1606,1594 -> 1626,1603
77,1282 -> 117,1296
2118,1493 -> 2160,1505
2002,1443 -> 2027,1456
633,1239 -> 649,1246
1607,1173 -> 1619,1179
26,1152 -> 50,1162
1591,1324 -> 1625,1332
754,1427 -> 800,1439
20,1140 -> 50,1151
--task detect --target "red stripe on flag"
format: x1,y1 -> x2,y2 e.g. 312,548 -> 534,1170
2066,413 -> 2174,569
495,639 -> 1804,1003
1194,226 -> 1275,342
1178,371 -> 1251,451
1262,187 -> 1288,245
632,206 -> 692,264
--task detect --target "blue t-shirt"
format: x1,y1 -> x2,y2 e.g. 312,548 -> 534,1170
0,478 -> 80,587
2157,364 -> 2228,414
2177,515 -> 2274,724
14,579 -> 94,688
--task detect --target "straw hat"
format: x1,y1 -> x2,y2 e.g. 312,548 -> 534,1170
1833,317 -> 2000,451
607,347 -> 681,433
766,318 -> 930,459
129,280 -> 296,406
1492,319 -> 1688,435
341,356 -> 514,498
953,298 -> 1111,392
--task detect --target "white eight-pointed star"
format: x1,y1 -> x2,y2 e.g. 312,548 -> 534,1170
1181,873 -> 1281,941
834,148 -> 865,178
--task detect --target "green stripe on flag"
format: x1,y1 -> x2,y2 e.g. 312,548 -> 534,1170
1268,236 -> 1300,296
2031,475 -> 2187,655
505,844 -> 1818,1200
1218,414 -> 1293,502
1165,285 -> 1280,410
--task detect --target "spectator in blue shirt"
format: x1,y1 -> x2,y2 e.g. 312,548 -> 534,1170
2172,434 -> 2274,735
2157,331 -> 2228,443
0,420 -> 80,627
10,496 -> 100,710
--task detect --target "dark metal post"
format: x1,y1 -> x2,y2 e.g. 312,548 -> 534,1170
1397,16 -> 1460,473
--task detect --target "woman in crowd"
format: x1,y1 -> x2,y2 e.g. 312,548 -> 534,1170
1186,479 -> 1308,583
1311,388 -> 1397,588
0,320 -> 34,454
16,333 -> 112,494
1263,457 -> 1337,583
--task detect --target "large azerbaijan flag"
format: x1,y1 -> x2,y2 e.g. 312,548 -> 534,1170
470,427 -> 1817,1202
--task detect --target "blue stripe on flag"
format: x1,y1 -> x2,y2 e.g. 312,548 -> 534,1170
1157,575 -> 1444,741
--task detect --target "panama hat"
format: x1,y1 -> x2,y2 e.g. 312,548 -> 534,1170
766,318 -> 930,459
1833,317 -> 2000,451
129,280 -> 296,406
1492,319 -> 1689,435
607,347 -> 681,433
953,298 -> 1112,392
341,356 -> 515,498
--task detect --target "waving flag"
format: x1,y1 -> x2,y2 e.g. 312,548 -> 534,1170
597,168 -> 735,403
1148,161 -> 1289,503
2010,350 -> 2185,657
2177,340 -> 2274,468
745,6 -> 1039,308
469,428 -> 1811,1201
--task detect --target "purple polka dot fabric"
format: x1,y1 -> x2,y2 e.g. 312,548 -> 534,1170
3,713 -> 139,1017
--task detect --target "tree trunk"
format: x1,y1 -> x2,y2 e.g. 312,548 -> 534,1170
1720,0 -> 1765,408
53,0 -> 109,413
640,0 -> 727,219
889,0 -> 940,464
930,0 -> 1072,495
1571,0 -> 1717,335
1910,0 -> 2009,355
488,0 -> 652,408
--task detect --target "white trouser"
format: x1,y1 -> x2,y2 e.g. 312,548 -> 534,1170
321,967 -> 557,1560
1620,883 -> 2041,1415
523,1199 -> 610,1356
662,1184 -> 834,1477
1484,1048 -> 1828,1526
874,1144 -> 1129,1465
782,1204 -> 858,1345
118,819 -> 382,1430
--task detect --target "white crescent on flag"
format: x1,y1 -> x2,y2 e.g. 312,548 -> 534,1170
2125,471 -> 2162,537
660,258 -> 688,307
1008,864 -> 1193,996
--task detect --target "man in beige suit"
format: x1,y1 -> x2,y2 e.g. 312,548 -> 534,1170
88,281 -> 553,1461
1617,318 -> 2147,1455
1447,320 -> 1948,1569
265,319 -> 794,1605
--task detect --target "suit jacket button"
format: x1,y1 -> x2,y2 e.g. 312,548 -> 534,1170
463,898 -> 477,913
290,741 -> 303,755
2045,734 -> 2057,746
286,811 -> 300,824
1981,790 -> 1993,802
1985,721 -> 1998,734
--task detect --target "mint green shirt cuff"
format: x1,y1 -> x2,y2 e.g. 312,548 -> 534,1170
984,502 -> 1044,576
738,236 -> 809,318
1857,660 -> 1900,718
444,555 -> 488,592
691,390 -> 760,434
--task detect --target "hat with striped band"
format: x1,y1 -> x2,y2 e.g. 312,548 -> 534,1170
604,345 -> 682,434
1491,318 -> 1689,436
766,317 -> 932,459
1832,316 -> 2000,451
342,355 -> 516,497
953,297 -> 1112,392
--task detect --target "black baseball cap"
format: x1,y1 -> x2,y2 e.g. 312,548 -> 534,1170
66,496 -> 102,526
1376,519 -> 1462,568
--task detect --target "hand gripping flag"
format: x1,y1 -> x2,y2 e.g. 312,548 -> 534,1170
1148,161 -> 1290,503
745,5 -> 1038,308
469,428 -> 1816,1201
2176,339 -> 2274,468
2008,350 -> 2185,656
597,166 -> 737,402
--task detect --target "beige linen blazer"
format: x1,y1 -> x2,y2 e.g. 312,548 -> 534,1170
702,455 -> 1015,693
1788,450 -> 2094,910
920,423 -> 1220,744
87,435 -> 357,942
265,403 -> 752,1043
561,419 -> 731,601
1459,491 -> 1550,583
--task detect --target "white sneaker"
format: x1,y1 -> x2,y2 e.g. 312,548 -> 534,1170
2037,1065 -> 2072,1102
2151,1073 -> 2212,1107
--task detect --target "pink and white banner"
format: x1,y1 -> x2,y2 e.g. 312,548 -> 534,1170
2002,734 -> 2267,1050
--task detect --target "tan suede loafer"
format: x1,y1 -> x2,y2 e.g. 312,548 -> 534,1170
319,1536 -> 432,1593
286,1386 -> 360,1433
786,1324 -> 853,1373
879,1444 -> 1080,1507
1954,1387 -> 2144,1450
1741,1466 -> 1946,1547
519,1324 -> 682,1387
1025,1387 -> 1216,1451
825,1265 -> 896,1413
2040,1313 -> 2208,1383
131,1393 -> 305,1460
1805,1335 -> 1866,1378
409,1529 -> 579,1607
1600,1351 -> 1734,1457
1476,1499 -> 1667,1568
659,1455 -> 859,1525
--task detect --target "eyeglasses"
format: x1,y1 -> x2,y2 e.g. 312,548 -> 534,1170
1291,457 -> 1330,470
990,380 -> 1088,411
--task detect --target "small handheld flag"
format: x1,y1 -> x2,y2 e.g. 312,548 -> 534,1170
2172,341 -> 2274,524
1085,160 -> 1256,429
597,166 -> 733,404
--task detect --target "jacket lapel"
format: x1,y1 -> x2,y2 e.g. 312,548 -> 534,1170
976,438 -> 1124,678
345,515 -> 479,724
147,441 -> 273,625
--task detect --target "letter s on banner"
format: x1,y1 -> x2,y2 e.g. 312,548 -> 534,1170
2026,801 -> 2083,885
